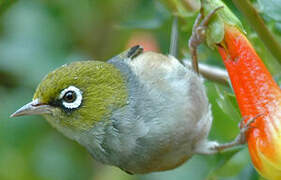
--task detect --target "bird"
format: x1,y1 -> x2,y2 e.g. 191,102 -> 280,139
11,45 -> 233,174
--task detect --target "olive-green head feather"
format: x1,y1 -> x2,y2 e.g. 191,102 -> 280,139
13,61 -> 128,132
10,46 -> 144,137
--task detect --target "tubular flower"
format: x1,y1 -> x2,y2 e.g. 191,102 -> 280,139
218,25 -> 281,180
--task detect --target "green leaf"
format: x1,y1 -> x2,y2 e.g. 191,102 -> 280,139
0,0 -> 17,15
208,148 -> 252,178
118,1 -> 170,29
257,0 -> 281,22
257,0 -> 281,33
215,85 -> 241,122
206,147 -> 243,179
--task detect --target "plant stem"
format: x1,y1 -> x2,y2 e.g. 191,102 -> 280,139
184,60 -> 229,86
231,0 -> 281,64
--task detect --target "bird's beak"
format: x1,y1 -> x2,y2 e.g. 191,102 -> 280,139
10,99 -> 53,118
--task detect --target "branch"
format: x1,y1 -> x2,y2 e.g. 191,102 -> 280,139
183,60 -> 229,86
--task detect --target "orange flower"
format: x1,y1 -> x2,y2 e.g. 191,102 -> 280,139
126,32 -> 160,52
218,25 -> 281,180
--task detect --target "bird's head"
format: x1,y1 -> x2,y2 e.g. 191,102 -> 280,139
11,61 -> 128,135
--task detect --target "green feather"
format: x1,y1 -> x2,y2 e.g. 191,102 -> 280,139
33,61 -> 128,131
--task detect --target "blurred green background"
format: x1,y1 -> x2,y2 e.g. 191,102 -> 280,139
0,0 -> 280,180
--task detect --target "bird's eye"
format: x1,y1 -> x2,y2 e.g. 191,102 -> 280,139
63,91 -> 76,103
59,86 -> 83,110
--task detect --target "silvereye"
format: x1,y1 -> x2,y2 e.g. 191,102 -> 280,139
11,46 -> 223,174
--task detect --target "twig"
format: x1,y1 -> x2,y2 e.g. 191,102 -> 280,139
169,17 -> 179,58
183,60 -> 229,86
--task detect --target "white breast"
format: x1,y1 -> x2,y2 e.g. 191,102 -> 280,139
80,52 -> 214,174
117,52 -> 213,173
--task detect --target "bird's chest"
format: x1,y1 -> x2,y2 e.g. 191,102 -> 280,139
79,84 -> 194,173
78,55 -> 209,173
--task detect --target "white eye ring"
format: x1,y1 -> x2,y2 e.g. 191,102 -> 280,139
59,86 -> 83,109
